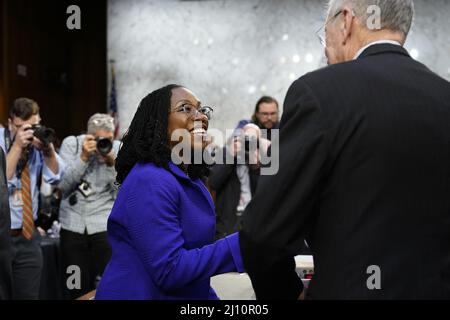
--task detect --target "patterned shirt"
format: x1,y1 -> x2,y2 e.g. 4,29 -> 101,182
58,135 -> 120,235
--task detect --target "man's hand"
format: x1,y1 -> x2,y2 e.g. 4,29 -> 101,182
229,137 -> 242,158
38,140 -> 59,175
102,149 -> 116,167
32,136 -> 55,157
37,227 -> 46,237
298,290 -> 306,300
81,135 -> 97,162
6,125 -> 33,180
40,142 -> 56,158
12,124 -> 34,150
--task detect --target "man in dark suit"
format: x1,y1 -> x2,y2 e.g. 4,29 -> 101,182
240,0 -> 450,299
0,147 -> 12,299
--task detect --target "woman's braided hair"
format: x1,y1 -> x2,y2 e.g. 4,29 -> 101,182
115,84 -> 209,185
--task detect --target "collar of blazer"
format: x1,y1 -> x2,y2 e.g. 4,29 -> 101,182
168,161 -> 192,182
358,43 -> 411,60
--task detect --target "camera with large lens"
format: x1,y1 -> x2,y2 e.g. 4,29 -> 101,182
96,137 -> 113,156
29,124 -> 55,147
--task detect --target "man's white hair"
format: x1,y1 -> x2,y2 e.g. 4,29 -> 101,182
87,113 -> 115,135
328,0 -> 415,36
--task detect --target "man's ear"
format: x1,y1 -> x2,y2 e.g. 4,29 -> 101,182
340,8 -> 355,45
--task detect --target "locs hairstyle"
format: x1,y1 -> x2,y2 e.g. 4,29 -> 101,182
115,84 -> 209,185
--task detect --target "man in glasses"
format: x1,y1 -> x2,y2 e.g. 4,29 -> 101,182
57,113 -> 120,299
235,96 -> 280,141
0,98 -> 65,299
240,0 -> 450,299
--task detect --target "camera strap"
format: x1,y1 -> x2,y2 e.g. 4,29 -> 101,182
74,135 -> 79,155
3,127 -> 12,153
72,135 -> 92,188
2,127 -> 24,178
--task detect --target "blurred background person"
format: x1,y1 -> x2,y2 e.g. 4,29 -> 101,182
0,147 -> 12,300
57,113 -> 120,300
0,98 -> 65,300
209,124 -> 270,239
235,96 -> 280,141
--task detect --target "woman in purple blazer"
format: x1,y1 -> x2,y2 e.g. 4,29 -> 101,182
95,85 -> 244,300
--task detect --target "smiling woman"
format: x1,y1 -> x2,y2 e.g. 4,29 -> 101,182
167,87 -> 213,157
95,84 -> 244,300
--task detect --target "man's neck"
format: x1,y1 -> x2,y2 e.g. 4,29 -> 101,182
347,31 -> 405,61
353,39 -> 403,60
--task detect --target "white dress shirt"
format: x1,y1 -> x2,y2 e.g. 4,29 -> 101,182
353,40 -> 402,60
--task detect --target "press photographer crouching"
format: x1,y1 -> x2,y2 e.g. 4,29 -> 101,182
209,124 -> 270,239
57,114 -> 120,299
0,98 -> 65,299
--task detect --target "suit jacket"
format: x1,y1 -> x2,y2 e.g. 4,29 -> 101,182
240,44 -> 450,299
0,148 -> 12,300
95,161 -> 244,300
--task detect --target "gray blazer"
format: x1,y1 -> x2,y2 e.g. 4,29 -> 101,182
0,148 -> 12,299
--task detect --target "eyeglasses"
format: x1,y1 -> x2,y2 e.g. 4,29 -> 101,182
257,112 -> 278,118
316,10 -> 343,47
172,104 -> 214,120
92,118 -> 114,126
11,121 -> 40,129
11,122 -> 25,129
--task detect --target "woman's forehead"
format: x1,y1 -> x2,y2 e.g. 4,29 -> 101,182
171,87 -> 200,104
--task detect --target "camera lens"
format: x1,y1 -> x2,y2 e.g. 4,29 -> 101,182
31,124 -> 55,147
96,137 -> 113,156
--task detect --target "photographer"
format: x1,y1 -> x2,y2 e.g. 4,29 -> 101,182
0,98 -> 65,299
209,124 -> 270,239
234,96 -> 280,141
57,114 -> 120,299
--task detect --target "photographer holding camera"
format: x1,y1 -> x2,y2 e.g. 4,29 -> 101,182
209,124 -> 270,239
234,96 -> 280,141
57,113 -> 120,299
0,98 -> 65,299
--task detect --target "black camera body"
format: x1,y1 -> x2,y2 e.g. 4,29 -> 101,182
244,135 -> 259,155
236,135 -> 260,164
96,137 -> 113,156
28,124 -> 55,147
